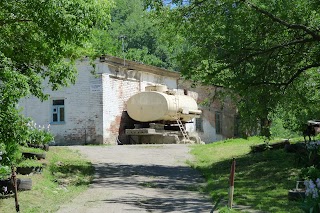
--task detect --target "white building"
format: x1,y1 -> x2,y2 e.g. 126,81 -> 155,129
19,56 -> 237,145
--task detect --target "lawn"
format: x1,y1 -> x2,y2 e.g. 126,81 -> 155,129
189,137 -> 305,213
0,147 -> 94,213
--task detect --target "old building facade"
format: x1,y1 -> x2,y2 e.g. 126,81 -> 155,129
19,56 -> 237,145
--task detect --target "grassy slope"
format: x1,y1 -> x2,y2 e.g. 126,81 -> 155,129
0,147 -> 94,213
190,137 -> 303,213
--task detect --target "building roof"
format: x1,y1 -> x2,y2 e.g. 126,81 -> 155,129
100,55 -> 180,79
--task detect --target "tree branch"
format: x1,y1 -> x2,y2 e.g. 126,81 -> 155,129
285,63 -> 320,88
222,38 -> 315,71
242,38 -> 314,53
241,0 -> 320,41
0,19 -> 32,26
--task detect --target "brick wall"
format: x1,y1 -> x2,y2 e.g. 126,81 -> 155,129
178,80 -> 237,143
19,57 -> 202,145
20,59 -> 104,145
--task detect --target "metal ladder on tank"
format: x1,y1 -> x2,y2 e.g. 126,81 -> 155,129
176,117 -> 190,142
173,95 -> 190,142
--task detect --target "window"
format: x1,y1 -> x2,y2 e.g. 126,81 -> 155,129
196,117 -> 204,132
215,111 -> 222,134
52,99 -> 65,123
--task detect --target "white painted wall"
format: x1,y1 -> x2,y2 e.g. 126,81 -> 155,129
20,59 -> 104,145
20,58 -> 193,145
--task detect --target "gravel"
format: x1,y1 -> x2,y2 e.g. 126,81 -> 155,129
56,144 -> 213,213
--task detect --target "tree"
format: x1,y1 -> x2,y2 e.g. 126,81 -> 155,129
92,0 -> 183,70
145,0 -> 320,136
0,0 -> 112,164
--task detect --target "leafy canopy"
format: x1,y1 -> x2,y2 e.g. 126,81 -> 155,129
92,0 -> 183,70
0,0 -> 112,164
145,0 -> 320,135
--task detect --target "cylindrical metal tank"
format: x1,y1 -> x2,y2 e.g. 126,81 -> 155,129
127,91 -> 201,122
145,85 -> 168,92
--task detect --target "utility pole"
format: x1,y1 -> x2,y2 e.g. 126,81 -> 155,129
119,35 -> 126,66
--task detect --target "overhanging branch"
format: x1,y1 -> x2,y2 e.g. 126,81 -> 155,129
241,0 -> 320,41
285,63 -> 320,88
0,19 -> 32,26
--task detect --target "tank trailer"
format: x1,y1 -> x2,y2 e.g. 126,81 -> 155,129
125,85 -> 203,144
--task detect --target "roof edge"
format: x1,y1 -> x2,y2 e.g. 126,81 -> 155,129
100,55 -> 181,79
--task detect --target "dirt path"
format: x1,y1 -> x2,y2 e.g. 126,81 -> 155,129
56,144 -> 213,213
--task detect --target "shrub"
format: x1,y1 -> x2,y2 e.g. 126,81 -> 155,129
0,107 -> 29,166
300,166 -> 320,181
302,179 -> 320,212
26,121 -> 54,145
0,109 -> 53,167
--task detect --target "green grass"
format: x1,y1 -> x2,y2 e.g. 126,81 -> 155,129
20,146 -> 45,154
0,147 -> 94,213
189,137 -> 304,213
17,158 -> 43,167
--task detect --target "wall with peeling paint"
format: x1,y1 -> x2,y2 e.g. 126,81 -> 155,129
19,56 -> 237,145
178,80 -> 237,143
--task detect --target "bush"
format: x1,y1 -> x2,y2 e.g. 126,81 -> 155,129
0,165 -> 10,179
26,121 -> 54,145
0,107 -> 29,166
300,166 -> 320,181
0,108 -> 53,167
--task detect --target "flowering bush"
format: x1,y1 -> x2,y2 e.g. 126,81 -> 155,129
303,179 -> 320,212
304,141 -> 320,167
26,121 -> 54,145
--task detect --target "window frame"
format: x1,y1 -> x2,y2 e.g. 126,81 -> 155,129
51,99 -> 65,124
195,117 -> 204,132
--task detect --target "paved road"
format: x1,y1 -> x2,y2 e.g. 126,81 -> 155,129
57,144 -> 213,213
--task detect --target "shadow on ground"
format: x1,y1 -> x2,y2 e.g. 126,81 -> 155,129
89,163 -> 212,212
195,149 -> 303,212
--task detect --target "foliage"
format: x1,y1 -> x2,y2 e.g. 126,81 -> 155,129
270,116 -> 300,138
0,147 -> 94,213
305,141 -> 320,168
0,166 -> 10,180
16,158 -> 43,168
0,0 -> 112,166
145,0 -> 320,136
26,121 -> 54,145
302,179 -> 320,213
0,107 -> 29,165
91,0 -> 182,70
19,147 -> 45,155
189,137 -> 303,212
300,166 -> 320,181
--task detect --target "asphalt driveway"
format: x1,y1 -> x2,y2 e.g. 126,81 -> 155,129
56,144 -> 213,213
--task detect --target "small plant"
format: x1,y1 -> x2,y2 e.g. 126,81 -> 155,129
0,166 -> 10,179
300,167 -> 320,181
20,146 -> 45,154
17,158 -> 43,168
26,121 -> 54,145
302,179 -> 320,212
305,141 -> 320,167
0,150 -> 11,179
